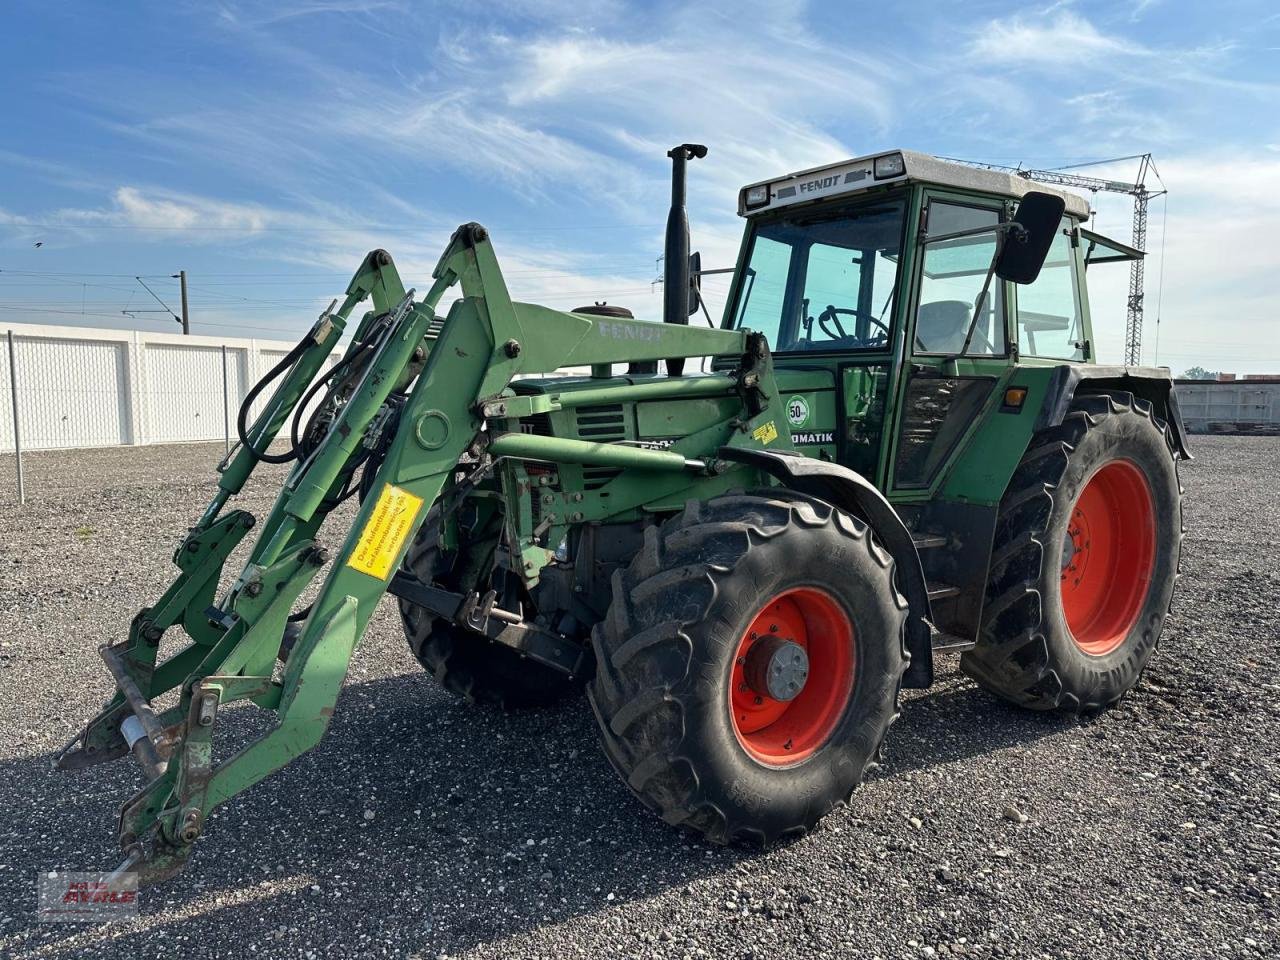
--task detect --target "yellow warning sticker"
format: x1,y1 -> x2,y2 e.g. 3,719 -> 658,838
346,484 -> 425,581
752,420 -> 779,445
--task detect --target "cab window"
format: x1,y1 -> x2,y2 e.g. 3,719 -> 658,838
1016,218 -> 1084,360
914,202 -> 1006,356
730,197 -> 906,353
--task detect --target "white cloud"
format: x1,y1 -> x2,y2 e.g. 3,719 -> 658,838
217,0 -> 406,27
0,182 -> 673,333
970,12 -> 1146,65
1130,0 -> 1162,20
25,187 -> 290,237
373,95 -> 635,207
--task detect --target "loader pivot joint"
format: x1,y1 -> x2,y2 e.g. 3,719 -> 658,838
453,221 -> 488,248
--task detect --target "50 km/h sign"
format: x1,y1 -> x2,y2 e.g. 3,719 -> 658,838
787,395 -> 810,427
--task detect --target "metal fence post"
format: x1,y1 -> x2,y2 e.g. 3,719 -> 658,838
221,344 -> 231,454
7,330 -> 25,505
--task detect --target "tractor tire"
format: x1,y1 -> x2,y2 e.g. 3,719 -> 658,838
588,492 -> 909,845
399,507 -> 579,710
962,391 -> 1183,713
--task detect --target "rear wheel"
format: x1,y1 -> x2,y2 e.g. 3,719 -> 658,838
588,493 -> 908,844
962,391 -> 1183,712
398,507 -> 579,710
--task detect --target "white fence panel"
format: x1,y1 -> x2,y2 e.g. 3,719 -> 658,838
252,348 -> 293,423
0,320 -> 591,456
0,322 -> 326,452
0,334 -> 130,451
143,343 -> 248,444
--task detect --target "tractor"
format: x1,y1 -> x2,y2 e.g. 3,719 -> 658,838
59,145 -> 1187,883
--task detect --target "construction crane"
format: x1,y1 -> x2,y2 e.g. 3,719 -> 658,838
945,154 -> 1165,366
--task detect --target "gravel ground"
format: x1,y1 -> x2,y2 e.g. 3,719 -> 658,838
0,436 -> 1276,960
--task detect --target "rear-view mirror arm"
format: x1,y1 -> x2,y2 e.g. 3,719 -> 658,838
920,221 -> 1027,247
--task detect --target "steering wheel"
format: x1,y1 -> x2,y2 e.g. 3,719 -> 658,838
816,305 -> 890,343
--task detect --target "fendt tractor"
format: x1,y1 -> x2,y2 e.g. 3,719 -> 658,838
60,145 -> 1187,882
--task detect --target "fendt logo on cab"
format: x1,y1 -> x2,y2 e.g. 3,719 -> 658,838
799,175 -> 842,194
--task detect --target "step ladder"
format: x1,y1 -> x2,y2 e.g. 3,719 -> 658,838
912,531 -> 977,654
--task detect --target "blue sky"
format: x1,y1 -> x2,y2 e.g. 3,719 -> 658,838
1,0 -> 1278,373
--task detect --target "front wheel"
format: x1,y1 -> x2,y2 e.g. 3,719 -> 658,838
588,493 -> 908,844
398,506 -> 580,710
962,391 -> 1183,713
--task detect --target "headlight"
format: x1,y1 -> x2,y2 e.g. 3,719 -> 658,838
743,183 -> 771,209
873,153 -> 906,180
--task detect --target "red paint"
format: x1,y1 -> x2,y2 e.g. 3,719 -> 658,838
729,587 -> 855,766
1060,459 -> 1157,656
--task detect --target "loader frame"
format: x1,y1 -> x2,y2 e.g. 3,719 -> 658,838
58,222 -> 792,882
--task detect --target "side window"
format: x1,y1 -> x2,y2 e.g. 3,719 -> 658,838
915,202 -> 1006,356
1017,219 -> 1084,360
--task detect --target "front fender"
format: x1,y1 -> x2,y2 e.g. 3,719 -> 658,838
717,447 -> 935,689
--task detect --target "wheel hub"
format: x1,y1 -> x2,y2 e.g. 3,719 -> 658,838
728,588 -> 855,767
744,637 -> 809,702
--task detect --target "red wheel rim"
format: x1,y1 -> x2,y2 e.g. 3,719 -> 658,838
729,587 -> 855,766
1060,459 -> 1156,656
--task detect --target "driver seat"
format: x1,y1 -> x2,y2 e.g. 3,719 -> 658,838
915,300 -> 971,353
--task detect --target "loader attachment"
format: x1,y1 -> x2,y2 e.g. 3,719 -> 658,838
58,222 -> 762,883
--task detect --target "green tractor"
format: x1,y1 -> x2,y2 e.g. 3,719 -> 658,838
60,145 -> 1187,882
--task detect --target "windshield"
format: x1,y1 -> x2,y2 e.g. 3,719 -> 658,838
728,197 -> 906,352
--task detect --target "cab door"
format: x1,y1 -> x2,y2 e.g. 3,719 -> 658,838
789,228 -> 902,479
886,192 -> 1013,499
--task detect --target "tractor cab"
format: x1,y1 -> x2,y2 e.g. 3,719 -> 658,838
719,150 -> 1098,494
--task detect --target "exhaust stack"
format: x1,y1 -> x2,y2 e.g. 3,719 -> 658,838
663,143 -> 706,376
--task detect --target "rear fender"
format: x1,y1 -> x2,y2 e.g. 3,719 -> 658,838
717,447 -> 935,689
1037,365 -> 1192,459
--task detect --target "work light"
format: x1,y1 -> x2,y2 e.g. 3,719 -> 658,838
743,183 -> 770,209
873,152 -> 906,180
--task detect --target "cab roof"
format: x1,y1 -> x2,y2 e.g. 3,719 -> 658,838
737,149 -> 1092,220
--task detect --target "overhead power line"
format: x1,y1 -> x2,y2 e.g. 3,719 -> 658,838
0,219 -> 666,235
128,275 -> 182,328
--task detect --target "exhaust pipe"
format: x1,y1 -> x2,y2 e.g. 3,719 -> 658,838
663,143 -> 706,376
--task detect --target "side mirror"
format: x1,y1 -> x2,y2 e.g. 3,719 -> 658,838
687,250 -> 702,316
996,191 -> 1066,285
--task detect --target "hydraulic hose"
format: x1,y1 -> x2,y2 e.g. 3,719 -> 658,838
289,336 -> 379,458
236,337 -> 311,464
238,311 -> 389,466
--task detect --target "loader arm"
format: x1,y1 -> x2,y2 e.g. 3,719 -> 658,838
57,222 -> 773,884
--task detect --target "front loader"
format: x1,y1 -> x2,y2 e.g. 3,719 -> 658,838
60,144 -> 1188,882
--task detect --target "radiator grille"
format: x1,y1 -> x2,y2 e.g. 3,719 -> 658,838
576,404 -> 626,489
